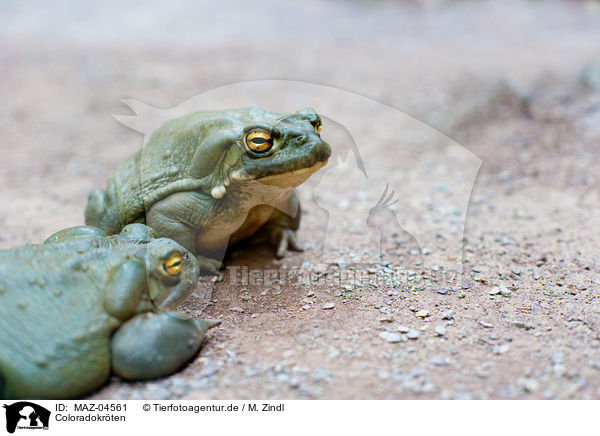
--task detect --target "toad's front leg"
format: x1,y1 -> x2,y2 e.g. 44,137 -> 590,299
258,189 -> 303,258
146,191 -> 223,274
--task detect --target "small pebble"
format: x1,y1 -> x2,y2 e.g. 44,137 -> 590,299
406,330 -> 420,340
416,310 -> 429,318
323,302 -> 335,310
442,310 -> 455,320
311,369 -> 332,383
492,344 -> 510,354
587,360 -> 600,370
434,325 -> 446,336
489,287 -> 501,295
479,321 -> 494,328
499,285 -> 512,297
436,289 -> 448,295
328,347 -> 340,358
429,356 -> 448,367
379,331 -> 404,343
512,321 -> 534,330
553,364 -> 566,377
397,325 -> 410,333
230,306 -> 245,313
199,360 -> 220,378
518,378 -> 538,393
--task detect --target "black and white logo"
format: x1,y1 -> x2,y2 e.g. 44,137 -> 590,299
2,402 -> 50,434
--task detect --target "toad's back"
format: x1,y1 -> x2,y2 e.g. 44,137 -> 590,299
0,240 -> 123,399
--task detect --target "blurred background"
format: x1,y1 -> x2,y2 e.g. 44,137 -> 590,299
1,0 -> 600,399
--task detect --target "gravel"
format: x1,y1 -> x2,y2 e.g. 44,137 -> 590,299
406,330 -> 420,340
512,321 -> 534,330
550,353 -> 565,364
379,331 -> 405,343
492,344 -> 510,355
429,356 -> 449,367
517,378 -> 539,393
442,310 -> 455,320
199,360 -> 221,378
489,287 -> 501,295
434,325 -> 446,336
499,285 -> 512,297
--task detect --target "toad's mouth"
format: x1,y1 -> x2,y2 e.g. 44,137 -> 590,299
230,160 -> 328,188
254,160 -> 328,187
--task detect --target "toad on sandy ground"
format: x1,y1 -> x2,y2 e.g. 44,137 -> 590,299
0,224 -> 220,399
85,107 -> 331,273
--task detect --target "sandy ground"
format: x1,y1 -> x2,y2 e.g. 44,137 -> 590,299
1,0 -> 600,399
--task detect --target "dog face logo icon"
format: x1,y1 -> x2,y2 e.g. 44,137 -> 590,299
2,402 -> 50,434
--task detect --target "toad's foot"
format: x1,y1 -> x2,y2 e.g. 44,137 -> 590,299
197,255 -> 222,275
265,224 -> 304,259
111,312 -> 221,380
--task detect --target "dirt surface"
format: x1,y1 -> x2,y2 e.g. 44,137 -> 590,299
1,0 -> 600,399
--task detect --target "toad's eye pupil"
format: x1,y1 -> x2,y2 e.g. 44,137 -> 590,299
246,130 -> 273,153
163,253 -> 183,276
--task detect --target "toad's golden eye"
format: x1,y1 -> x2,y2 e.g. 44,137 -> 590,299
315,121 -> 322,132
163,253 -> 183,276
245,130 -> 273,153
